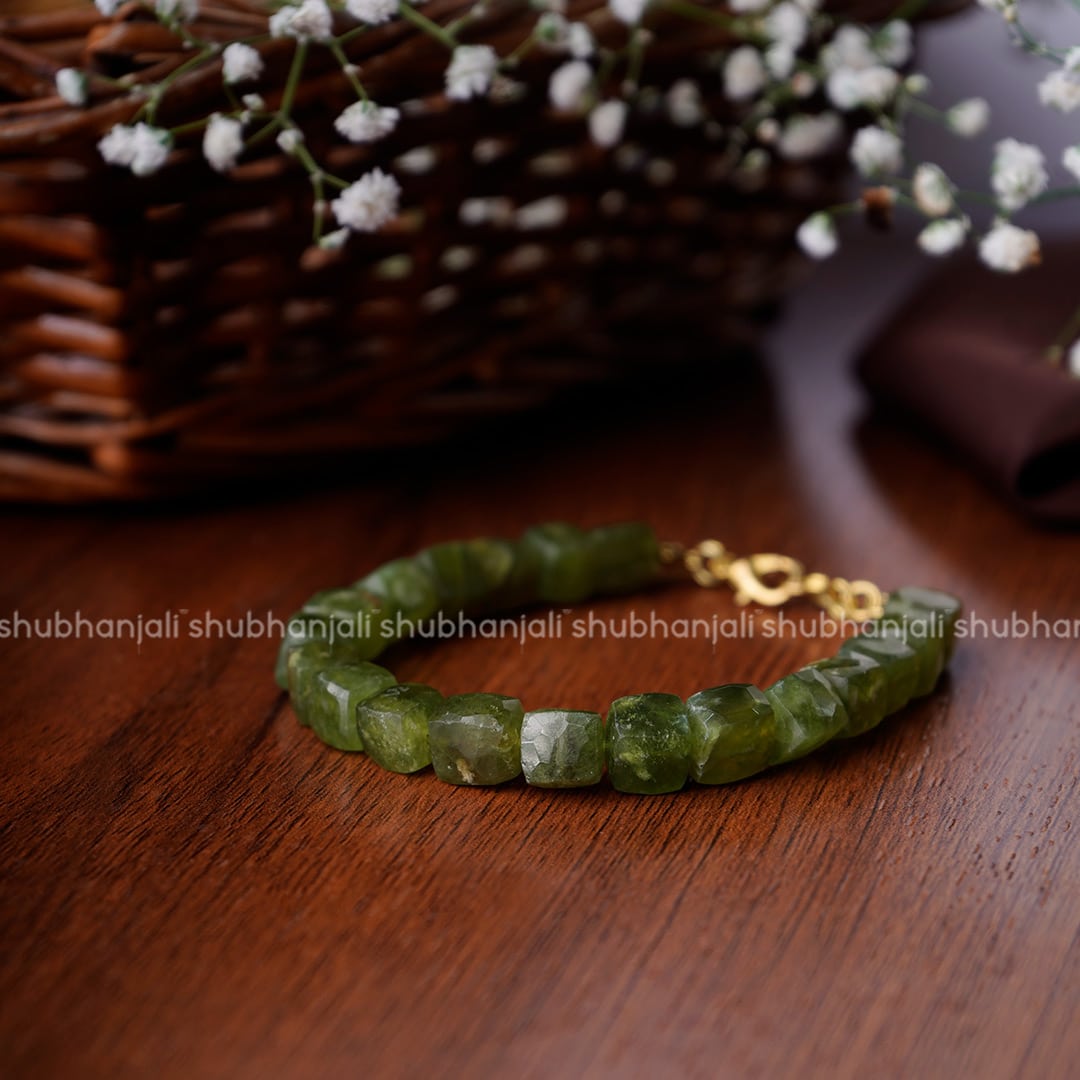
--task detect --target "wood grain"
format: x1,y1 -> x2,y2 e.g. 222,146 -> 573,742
1,325 -> 1078,1078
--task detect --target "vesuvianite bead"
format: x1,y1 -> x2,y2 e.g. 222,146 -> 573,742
808,654 -> 888,737
300,661 -> 397,751
606,693 -> 691,794
303,587 -> 388,661
765,669 -> 848,763
887,586 -> 961,660
686,684 -> 778,784
519,523 -> 593,604
275,611 -> 337,688
287,640 -> 334,726
415,539 -> 515,613
357,683 -> 442,774
357,557 -> 440,627
429,692 -> 524,786
879,611 -> 945,698
587,522 -> 661,595
839,630 -> 919,713
520,709 -> 605,788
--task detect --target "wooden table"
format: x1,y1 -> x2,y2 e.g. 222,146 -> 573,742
2,258 -> 1078,1078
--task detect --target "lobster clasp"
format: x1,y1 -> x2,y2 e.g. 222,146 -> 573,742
727,553 -> 807,608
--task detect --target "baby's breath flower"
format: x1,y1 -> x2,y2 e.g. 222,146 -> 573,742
765,3 -> 808,51
978,221 -> 1040,273
549,60 -> 592,111
796,213 -> 837,259
917,218 -> 966,256
946,97 -> 989,137
905,73 -> 930,96
610,0 -> 649,24
821,25 -> 875,74
790,71 -> 817,98
99,122 -> 172,176
335,100 -> 400,142
277,128 -> 304,154
331,167 -> 402,232
724,46 -> 767,103
269,0 -> 334,42
1064,146 -> 1080,183
756,117 -> 780,144
55,68 -> 88,107
667,79 -> 704,126
536,12 -> 569,46
1037,69 -> 1080,114
445,44 -> 498,100
319,227 -> 350,250
222,42 -> 263,85
729,0 -> 771,10
94,0 -> 123,14
1068,340 -> 1080,378
827,64 -> 899,110
850,125 -> 903,177
242,92 -> 266,111
777,112 -> 842,160
991,138 -> 1048,212
203,113 -> 244,172
589,99 -> 627,147
764,43 -> 795,81
345,0 -> 399,24
874,20 -> 912,66
912,163 -> 954,217
567,23 -> 594,59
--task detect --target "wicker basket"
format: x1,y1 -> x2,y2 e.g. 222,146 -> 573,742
0,0 -> 945,500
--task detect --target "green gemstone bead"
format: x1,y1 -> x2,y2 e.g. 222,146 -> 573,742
357,558 -> 440,629
275,611 -> 334,688
880,610 -> 945,698
887,586 -> 961,660
606,692 -> 691,795
839,630 -> 920,713
287,641 -> 334,726
587,522 -> 661,596
300,661 -> 397,751
302,587 -> 388,661
765,669 -> 848,764
808,654 -> 889,737
415,539 -> 515,613
686,684 -> 779,784
518,523 -> 593,605
429,692 -> 524,786
357,683 -> 442,774
520,709 -> 605,788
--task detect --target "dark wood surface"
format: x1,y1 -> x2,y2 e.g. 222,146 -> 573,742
2,269 -> 1078,1077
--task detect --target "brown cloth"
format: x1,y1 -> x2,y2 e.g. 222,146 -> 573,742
857,243 -> 1080,523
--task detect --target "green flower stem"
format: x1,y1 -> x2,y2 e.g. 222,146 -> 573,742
330,40 -> 369,100
399,3 -> 458,51
138,46 -> 217,123
279,39 -> 308,120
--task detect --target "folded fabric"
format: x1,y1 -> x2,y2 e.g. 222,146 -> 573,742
857,243 -> 1080,523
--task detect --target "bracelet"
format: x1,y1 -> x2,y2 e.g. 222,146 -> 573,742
274,523 -> 961,795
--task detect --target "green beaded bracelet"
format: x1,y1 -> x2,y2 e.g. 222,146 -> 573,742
275,523 -> 961,795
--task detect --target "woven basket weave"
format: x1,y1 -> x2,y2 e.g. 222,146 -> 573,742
0,0 -> 943,500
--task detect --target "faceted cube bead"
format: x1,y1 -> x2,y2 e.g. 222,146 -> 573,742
415,539 -> 515,614
275,611 -> 332,688
879,611 -> 945,698
287,641 -> 334,726
839,630 -> 919,714
303,587 -> 388,661
587,523 -> 661,596
887,586 -> 962,660
808,654 -> 888,738
765,669 -> 848,764
520,709 -> 605,788
606,693 -> 691,795
429,693 -> 524,786
357,557 -> 440,630
518,523 -> 593,605
357,683 -> 442,774
300,662 -> 397,751
686,684 -> 779,784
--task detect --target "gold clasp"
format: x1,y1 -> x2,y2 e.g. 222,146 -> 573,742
664,539 -> 885,622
